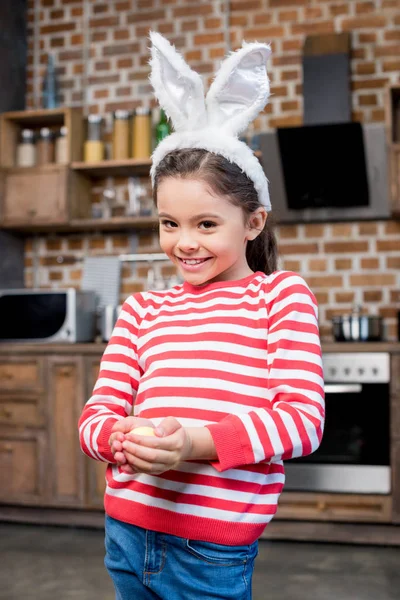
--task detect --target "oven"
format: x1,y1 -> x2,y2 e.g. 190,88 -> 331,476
284,352 -> 391,494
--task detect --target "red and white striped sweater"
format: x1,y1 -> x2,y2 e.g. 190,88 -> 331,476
79,270 -> 324,545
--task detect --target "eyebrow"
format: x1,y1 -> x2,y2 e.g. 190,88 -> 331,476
158,212 -> 222,221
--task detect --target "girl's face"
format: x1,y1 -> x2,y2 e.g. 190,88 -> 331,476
157,177 -> 266,286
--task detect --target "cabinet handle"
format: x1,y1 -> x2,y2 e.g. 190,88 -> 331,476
59,366 -> 73,377
27,208 -> 37,217
317,502 -> 327,512
0,444 -> 13,453
0,408 -> 12,419
0,372 -> 13,380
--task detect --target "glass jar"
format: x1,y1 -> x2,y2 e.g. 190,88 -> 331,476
55,126 -> 68,164
84,114 -> 104,162
36,127 -> 55,165
132,107 -> 151,159
112,110 -> 131,160
16,129 -> 36,167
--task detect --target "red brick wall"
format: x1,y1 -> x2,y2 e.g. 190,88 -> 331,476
24,0 -> 400,340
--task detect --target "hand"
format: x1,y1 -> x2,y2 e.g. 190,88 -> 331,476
120,417 -> 192,475
109,416 -> 155,467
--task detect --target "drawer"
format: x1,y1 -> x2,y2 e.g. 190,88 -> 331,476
276,491 -> 392,523
0,358 -> 43,391
0,397 -> 45,428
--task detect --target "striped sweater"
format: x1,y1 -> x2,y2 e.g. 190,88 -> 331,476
79,270 -> 324,545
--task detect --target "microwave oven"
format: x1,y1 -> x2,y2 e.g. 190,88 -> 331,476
0,289 -> 97,343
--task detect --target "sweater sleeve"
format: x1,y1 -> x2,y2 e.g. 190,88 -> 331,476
78,295 -> 143,463
206,272 -> 325,472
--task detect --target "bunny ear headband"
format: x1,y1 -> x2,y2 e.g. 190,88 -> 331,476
149,31 -> 272,211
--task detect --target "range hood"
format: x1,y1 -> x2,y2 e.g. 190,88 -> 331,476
260,33 -> 391,223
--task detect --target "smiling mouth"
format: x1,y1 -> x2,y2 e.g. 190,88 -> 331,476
176,257 -> 212,265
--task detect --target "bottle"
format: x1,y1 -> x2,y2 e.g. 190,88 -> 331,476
132,107 -> 152,159
36,128 -> 55,165
154,109 -> 171,145
42,54 -> 60,109
84,115 -> 105,162
16,129 -> 36,167
112,110 -> 131,160
55,126 -> 68,164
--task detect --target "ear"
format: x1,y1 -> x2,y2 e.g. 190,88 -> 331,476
149,31 -> 207,132
206,42 -> 271,136
246,208 -> 268,241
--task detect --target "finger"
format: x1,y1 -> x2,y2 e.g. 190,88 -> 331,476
120,464 -> 136,474
155,417 -> 182,437
124,453 -> 167,475
114,451 -> 127,464
111,416 -> 155,434
122,441 -> 173,466
111,440 -> 123,455
125,431 -> 182,454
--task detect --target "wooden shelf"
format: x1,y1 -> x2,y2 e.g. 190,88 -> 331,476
0,215 -> 158,234
71,158 -> 152,178
0,107 -> 83,167
0,107 -> 67,127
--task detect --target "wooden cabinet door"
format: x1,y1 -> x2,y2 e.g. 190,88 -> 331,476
84,357 -> 107,509
0,431 -> 46,504
46,356 -> 85,507
1,165 -> 68,225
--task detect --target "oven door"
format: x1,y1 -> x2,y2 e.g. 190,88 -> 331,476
284,382 -> 391,494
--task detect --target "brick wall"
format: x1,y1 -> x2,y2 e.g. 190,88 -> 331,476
24,0 -> 400,340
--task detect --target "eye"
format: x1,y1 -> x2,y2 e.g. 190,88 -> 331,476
160,219 -> 178,228
199,221 -> 217,230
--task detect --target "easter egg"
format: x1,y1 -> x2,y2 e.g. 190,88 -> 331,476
131,426 -> 155,436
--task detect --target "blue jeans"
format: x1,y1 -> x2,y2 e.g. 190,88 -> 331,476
104,515 -> 258,600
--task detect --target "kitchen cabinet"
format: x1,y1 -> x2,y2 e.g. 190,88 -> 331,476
0,165 -> 91,227
46,356 -> 86,507
0,430 -> 47,504
1,342 -> 400,546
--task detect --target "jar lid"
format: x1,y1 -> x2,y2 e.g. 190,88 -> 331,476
113,109 -> 131,120
87,114 -> 103,123
135,107 -> 150,116
39,127 -> 53,139
20,129 -> 35,142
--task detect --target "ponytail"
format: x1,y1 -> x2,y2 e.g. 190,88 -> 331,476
246,216 -> 278,275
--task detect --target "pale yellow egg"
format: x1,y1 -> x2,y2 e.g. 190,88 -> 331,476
131,426 -> 156,436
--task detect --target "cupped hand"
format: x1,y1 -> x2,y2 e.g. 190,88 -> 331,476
109,416 -> 155,466
120,416 -> 192,475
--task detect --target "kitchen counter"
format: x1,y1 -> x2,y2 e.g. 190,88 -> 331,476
1,339 -> 400,544
0,341 -> 400,354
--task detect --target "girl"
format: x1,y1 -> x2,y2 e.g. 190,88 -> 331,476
78,33 -> 324,600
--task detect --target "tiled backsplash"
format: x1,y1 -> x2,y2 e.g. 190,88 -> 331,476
24,219 -> 400,342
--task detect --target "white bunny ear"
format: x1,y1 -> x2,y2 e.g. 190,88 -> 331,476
149,31 -> 207,132
206,42 -> 271,136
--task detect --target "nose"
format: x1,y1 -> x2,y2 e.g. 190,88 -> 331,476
176,230 -> 200,253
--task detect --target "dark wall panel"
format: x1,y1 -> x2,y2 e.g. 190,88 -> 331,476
0,0 -> 27,112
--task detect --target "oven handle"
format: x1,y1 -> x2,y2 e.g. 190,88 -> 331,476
324,384 -> 362,394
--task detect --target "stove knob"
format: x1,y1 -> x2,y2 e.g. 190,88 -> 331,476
372,367 -> 379,376
330,367 -> 337,376
344,367 -> 351,375
358,367 -> 365,375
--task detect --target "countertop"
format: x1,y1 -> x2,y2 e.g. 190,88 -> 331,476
1,341 -> 400,354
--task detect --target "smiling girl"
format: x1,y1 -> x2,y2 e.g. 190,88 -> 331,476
78,33 -> 324,600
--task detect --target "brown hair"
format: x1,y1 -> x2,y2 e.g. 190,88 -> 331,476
152,148 -> 278,275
